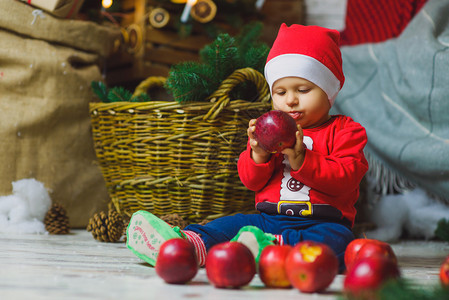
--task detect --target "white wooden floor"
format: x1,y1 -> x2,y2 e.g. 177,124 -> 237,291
1,230 -> 448,300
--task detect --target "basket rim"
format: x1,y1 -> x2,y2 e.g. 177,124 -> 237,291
89,99 -> 272,114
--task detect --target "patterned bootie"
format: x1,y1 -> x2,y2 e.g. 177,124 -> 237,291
231,225 -> 276,263
126,210 -> 183,266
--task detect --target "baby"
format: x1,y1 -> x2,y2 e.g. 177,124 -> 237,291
126,24 -> 369,272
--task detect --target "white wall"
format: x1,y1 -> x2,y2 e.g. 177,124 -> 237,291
304,0 -> 347,30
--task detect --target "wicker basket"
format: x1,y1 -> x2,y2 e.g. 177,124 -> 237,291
90,68 -> 271,223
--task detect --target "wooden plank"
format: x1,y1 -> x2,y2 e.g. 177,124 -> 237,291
142,62 -> 171,77
121,0 -> 137,11
105,51 -> 135,69
132,0 -> 147,59
261,0 -> 306,44
145,28 -> 211,51
120,13 -> 136,27
105,62 -> 171,86
144,46 -> 199,65
1,229 -> 447,299
105,66 -> 139,86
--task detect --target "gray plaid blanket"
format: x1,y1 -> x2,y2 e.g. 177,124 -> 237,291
332,0 -> 449,201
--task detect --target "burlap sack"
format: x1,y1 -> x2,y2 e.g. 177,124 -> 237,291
0,1 -> 120,227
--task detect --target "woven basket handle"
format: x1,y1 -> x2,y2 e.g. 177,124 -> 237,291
203,67 -> 270,120
132,76 -> 166,98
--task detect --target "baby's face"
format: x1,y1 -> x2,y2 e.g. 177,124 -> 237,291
271,77 -> 331,129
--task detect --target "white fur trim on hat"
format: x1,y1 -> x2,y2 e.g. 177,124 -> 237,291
264,53 -> 341,105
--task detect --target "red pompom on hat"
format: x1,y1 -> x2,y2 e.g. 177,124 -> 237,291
264,24 -> 345,106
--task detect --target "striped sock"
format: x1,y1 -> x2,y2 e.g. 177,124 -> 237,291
182,230 -> 207,266
274,234 -> 284,246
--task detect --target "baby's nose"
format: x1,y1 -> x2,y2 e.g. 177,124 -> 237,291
287,94 -> 299,106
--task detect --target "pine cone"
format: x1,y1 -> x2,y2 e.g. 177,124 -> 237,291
122,218 -> 130,243
87,209 -> 124,242
199,218 -> 212,226
160,213 -> 189,229
44,203 -> 71,234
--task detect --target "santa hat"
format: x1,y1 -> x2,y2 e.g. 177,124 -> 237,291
264,24 -> 345,106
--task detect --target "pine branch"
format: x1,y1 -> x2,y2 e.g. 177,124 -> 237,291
240,44 -> 270,73
340,279 -> 449,300
165,62 -> 215,103
200,33 -> 238,83
235,22 -> 269,72
235,21 -> 263,53
377,279 -> 449,300
91,81 -> 109,102
91,82 -> 148,103
435,218 -> 449,242
131,93 -> 152,102
107,87 -> 133,102
165,22 -> 269,103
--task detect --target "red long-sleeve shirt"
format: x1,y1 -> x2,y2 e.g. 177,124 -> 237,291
238,115 -> 369,227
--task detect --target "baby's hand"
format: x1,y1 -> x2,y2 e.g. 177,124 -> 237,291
248,119 -> 271,164
281,125 -> 305,171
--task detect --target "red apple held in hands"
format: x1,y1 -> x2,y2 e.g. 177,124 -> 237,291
253,110 -> 298,153
155,238 -> 198,284
258,245 -> 293,288
440,255 -> 449,287
285,241 -> 339,293
344,255 -> 400,299
345,239 -> 397,271
206,242 -> 256,289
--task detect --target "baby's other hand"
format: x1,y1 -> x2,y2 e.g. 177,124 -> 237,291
282,125 -> 305,171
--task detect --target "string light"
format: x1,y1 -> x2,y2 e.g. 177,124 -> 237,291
180,0 -> 198,23
102,0 -> 113,9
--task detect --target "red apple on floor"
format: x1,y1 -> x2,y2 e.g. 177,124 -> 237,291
345,238 -> 376,270
440,255 -> 449,287
344,255 -> 400,299
253,110 -> 298,153
258,245 -> 293,288
285,241 -> 338,293
206,242 -> 256,288
345,239 -> 397,271
155,238 -> 198,284
355,240 -> 397,264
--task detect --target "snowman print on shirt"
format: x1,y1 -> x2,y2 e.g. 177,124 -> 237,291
278,136 -> 313,217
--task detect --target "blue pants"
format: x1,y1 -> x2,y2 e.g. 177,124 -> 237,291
185,213 -> 354,272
